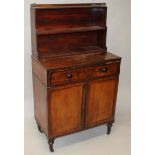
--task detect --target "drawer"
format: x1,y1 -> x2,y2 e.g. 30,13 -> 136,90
89,63 -> 119,79
51,67 -> 88,85
50,62 -> 119,85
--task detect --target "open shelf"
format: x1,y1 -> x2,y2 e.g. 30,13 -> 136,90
36,26 -> 106,35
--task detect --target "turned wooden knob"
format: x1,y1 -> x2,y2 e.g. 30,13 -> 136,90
66,73 -> 72,78
101,67 -> 108,72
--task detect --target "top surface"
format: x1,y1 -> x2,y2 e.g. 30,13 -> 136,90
36,52 -> 121,71
31,3 -> 106,9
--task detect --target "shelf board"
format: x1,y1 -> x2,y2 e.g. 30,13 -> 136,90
36,26 -> 106,35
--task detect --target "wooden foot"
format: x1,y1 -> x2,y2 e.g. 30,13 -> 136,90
37,124 -> 43,133
48,138 -> 55,152
107,123 -> 113,135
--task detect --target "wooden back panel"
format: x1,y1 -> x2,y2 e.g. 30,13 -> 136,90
37,31 -> 99,57
35,7 -> 107,29
31,4 -> 107,59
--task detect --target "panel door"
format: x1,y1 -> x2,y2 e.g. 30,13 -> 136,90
50,83 -> 85,137
86,77 -> 118,127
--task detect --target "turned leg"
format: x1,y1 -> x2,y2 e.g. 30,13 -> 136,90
37,124 -> 43,133
107,123 -> 113,135
48,138 -> 55,152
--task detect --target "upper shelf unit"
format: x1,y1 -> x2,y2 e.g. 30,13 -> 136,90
31,3 -> 107,59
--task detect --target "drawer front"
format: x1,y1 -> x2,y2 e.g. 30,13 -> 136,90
89,63 -> 119,79
50,62 -> 119,85
51,67 -> 88,85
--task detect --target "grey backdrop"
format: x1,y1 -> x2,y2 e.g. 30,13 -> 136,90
24,0 -> 130,154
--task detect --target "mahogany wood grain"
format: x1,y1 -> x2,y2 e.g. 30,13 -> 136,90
31,52 -> 121,87
37,31 -> 105,58
31,3 -> 106,9
38,46 -> 106,60
33,74 -> 48,135
32,56 -> 47,85
31,3 -> 122,152
86,77 -> 118,127
50,83 -> 84,137
36,26 -> 106,35
31,6 -> 38,58
90,62 -> 119,79
39,51 -> 121,70
31,3 -> 107,59
98,30 -> 107,48
35,7 -> 106,30
51,67 -> 88,86
50,62 -> 119,86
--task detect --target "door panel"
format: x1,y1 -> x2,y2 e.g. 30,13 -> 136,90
50,83 -> 84,137
86,78 -> 117,127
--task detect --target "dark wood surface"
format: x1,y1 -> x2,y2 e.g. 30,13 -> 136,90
32,57 -> 47,85
50,62 -> 119,86
31,51 -> 121,87
31,6 -> 38,58
31,3 -> 107,59
38,51 -> 121,70
31,3 -> 121,152
37,32 -> 102,58
50,83 -> 84,137
35,7 -> 107,29
86,77 -> 117,127
37,26 -> 106,35
33,74 -> 48,136
31,3 -> 106,9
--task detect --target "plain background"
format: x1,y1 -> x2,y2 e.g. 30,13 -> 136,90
24,0 -> 131,154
